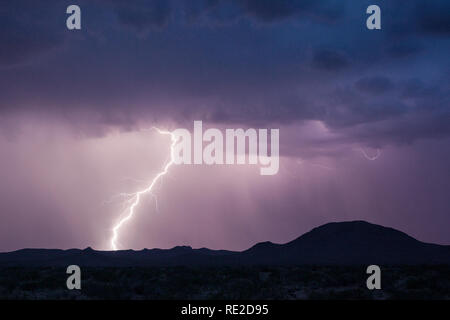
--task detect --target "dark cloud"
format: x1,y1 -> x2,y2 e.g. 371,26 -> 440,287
322,87 -> 406,128
342,109 -> 450,147
0,18 -> 62,66
375,0 -> 450,38
387,42 -> 422,59
334,76 -> 450,146
239,0 -> 312,22
106,0 -> 345,29
109,0 -> 172,32
181,0 -> 222,23
311,49 -> 349,71
0,0 -> 448,150
355,76 -> 393,95
237,0 -> 345,23
416,2 -> 450,35
0,1 -> 66,67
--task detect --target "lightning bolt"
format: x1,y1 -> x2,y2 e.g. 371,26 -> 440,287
110,127 -> 177,251
359,148 -> 381,161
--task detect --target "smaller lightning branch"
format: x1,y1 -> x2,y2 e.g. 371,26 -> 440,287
110,128 -> 177,251
359,148 -> 381,161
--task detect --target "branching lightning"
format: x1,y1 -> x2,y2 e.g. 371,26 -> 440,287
359,148 -> 381,161
110,127 -> 176,251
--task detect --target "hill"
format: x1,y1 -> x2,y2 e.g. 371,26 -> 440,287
1,221 -> 449,266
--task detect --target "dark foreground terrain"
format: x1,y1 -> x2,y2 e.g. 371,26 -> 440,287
1,222 -> 449,300
0,265 -> 449,300
1,221 -> 450,267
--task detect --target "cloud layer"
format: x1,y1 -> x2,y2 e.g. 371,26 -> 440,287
0,0 -> 448,149
0,1 -> 449,250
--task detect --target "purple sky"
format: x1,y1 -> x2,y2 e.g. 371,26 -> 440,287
0,0 -> 449,251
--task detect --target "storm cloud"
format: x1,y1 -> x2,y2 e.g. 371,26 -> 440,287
0,1 -> 450,251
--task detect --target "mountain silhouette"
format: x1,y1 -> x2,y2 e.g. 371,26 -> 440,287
1,221 -> 449,266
